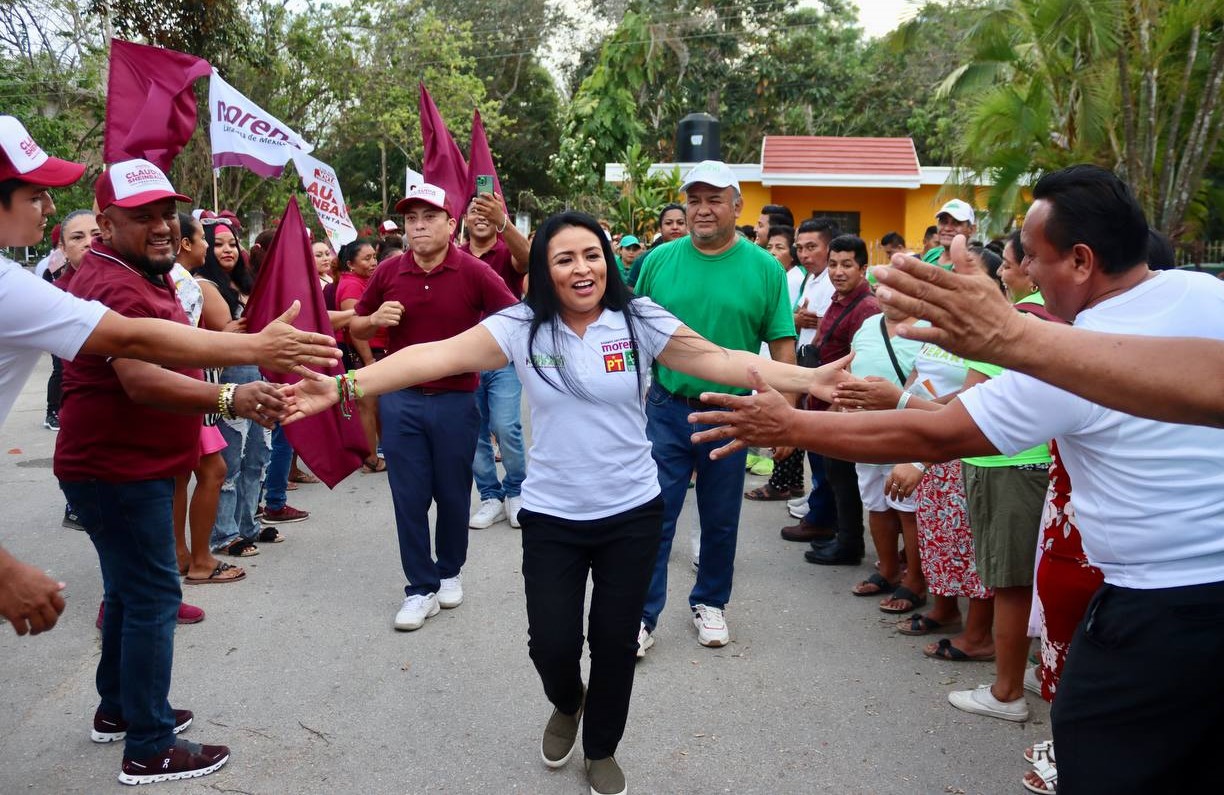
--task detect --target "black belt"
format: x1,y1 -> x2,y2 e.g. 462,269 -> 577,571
659,385 -> 716,410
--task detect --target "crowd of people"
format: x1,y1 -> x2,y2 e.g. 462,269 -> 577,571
2,108 -> 1223,795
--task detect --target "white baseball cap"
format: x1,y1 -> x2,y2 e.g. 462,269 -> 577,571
95,159 -> 191,211
0,115 -> 86,187
936,199 -> 975,225
394,182 -> 452,216
380,219 -> 401,233
680,160 -> 740,194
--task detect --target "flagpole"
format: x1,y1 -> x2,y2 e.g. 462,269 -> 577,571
212,168 -> 219,213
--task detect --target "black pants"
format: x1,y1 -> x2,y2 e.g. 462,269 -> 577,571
46,354 -> 62,413
822,456 -> 864,554
766,448 -> 804,493
519,495 -> 663,760
1052,579 -> 1224,793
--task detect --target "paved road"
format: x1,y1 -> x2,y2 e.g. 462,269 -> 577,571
0,355 -> 1044,794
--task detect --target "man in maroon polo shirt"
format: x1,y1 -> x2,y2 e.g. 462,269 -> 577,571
460,192 -> 531,530
349,183 -> 517,632
56,159 -> 282,785
804,233 -> 880,566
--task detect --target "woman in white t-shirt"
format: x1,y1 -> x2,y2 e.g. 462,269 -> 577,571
282,212 -> 848,795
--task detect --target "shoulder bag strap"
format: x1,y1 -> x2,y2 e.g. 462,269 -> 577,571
815,290 -> 870,353
879,315 -> 908,383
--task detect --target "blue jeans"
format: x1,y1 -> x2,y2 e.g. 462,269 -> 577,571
210,366 -> 271,550
380,388 -> 480,596
641,383 -> 748,631
804,452 -> 838,526
263,424 -> 293,511
472,365 -> 526,501
60,478 -> 179,759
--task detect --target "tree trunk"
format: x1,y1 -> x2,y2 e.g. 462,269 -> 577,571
1166,35 -> 1224,234
1156,23 -> 1200,227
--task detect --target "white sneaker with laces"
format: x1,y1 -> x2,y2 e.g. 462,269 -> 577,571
1023,665 -> 1042,696
469,498 -> 505,529
394,593 -> 439,631
948,684 -> 1029,722
506,496 -> 523,529
636,622 -> 654,659
691,604 -> 729,647
438,575 -> 463,608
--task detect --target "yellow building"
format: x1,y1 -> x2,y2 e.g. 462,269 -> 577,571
606,136 -> 995,263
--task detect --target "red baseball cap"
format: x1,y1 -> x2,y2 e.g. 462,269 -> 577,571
394,182 -> 452,216
95,159 -> 192,211
0,115 -> 86,187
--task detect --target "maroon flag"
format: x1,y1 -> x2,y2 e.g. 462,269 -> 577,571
104,40 -> 212,170
244,197 -> 366,487
418,83 -> 469,217
466,109 -> 504,201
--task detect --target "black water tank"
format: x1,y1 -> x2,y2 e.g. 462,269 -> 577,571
676,113 -> 720,162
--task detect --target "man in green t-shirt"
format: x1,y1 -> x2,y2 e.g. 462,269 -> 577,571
634,160 -> 797,653
922,199 -> 976,269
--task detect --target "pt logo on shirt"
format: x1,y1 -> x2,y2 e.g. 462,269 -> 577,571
601,339 -> 637,373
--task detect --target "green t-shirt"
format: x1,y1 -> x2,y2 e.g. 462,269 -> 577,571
962,293 -> 1053,468
922,246 -> 944,264
636,236 -> 796,397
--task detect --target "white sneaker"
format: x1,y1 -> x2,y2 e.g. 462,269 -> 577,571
787,495 -> 807,519
506,496 -> 523,529
691,604 -> 729,647
393,593 -> 439,631
1023,665 -> 1042,696
469,498 -> 505,529
636,622 -> 654,659
438,575 -> 463,608
948,684 -> 1029,722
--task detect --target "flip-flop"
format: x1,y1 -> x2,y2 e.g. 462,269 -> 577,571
258,526 -> 285,544
223,539 -> 259,558
923,637 -> 996,662
896,612 -> 962,636
744,484 -> 794,501
289,471 -> 321,484
184,561 -> 247,585
851,572 -> 897,596
361,458 -> 387,474
880,585 -> 927,613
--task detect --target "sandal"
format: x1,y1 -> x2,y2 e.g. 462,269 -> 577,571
879,585 -> 927,614
923,637 -> 996,662
361,457 -> 387,474
258,526 -> 285,544
223,539 -> 259,558
184,561 -> 247,585
896,612 -> 962,636
1022,759 -> 1058,794
744,484 -> 794,501
851,572 -> 897,596
289,470 -> 321,484
1024,740 -> 1055,765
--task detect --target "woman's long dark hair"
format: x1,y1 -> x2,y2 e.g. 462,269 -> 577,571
195,219 -> 252,318
523,211 -> 656,401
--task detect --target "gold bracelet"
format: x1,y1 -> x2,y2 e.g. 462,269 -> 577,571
218,383 -> 239,420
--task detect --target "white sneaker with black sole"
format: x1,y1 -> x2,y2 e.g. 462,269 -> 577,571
469,498 -> 505,529
692,604 -> 729,647
438,575 -> 463,608
394,593 -> 439,631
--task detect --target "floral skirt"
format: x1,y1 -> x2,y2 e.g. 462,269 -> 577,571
915,460 -> 992,599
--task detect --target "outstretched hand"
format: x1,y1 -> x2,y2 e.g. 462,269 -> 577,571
253,301 -> 344,374
686,367 -> 799,459
278,367 -> 341,424
832,375 -> 903,412
808,352 -> 856,403
871,236 -> 1025,361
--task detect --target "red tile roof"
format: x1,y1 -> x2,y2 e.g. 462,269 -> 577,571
761,136 -> 920,178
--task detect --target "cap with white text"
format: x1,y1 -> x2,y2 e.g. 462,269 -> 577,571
680,160 -> 740,195
394,182 -> 452,216
95,159 -> 192,211
0,115 -> 86,187
936,199 -> 975,225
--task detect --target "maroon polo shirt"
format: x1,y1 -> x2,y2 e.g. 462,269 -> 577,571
55,244 -> 204,482
355,244 -> 517,392
461,236 -> 523,298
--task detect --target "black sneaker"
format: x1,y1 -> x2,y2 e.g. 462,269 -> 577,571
62,505 -> 84,531
118,738 -> 229,785
92,708 -> 193,743
43,410 -> 60,431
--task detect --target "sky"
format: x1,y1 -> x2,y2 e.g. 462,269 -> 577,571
852,0 -> 924,38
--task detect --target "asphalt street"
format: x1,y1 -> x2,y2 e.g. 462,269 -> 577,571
0,355 -> 1044,794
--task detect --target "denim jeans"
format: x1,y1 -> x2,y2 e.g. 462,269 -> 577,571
380,388 -> 480,596
641,383 -> 748,631
472,364 -> 526,501
60,478 -> 180,760
804,452 -> 838,526
210,366 -> 271,550
263,424 -> 294,511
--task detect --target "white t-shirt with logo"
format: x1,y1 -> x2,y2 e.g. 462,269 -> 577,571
959,269 -> 1224,589
482,298 -> 681,521
912,343 -> 969,399
0,255 -> 107,430
795,268 -> 836,346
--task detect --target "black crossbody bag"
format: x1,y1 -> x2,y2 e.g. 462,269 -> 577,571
796,291 -> 869,368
